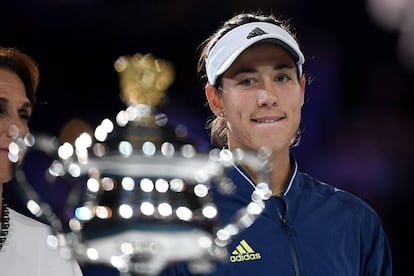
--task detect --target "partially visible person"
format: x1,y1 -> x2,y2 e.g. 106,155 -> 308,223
162,11 -> 392,275
0,47 -> 83,275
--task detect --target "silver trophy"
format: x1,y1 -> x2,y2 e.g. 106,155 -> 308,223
10,53 -> 272,275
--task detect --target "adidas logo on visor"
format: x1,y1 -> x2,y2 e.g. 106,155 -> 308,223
246,27 -> 267,39
229,239 -> 262,262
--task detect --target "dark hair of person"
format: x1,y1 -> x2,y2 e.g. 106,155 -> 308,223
0,47 -> 39,104
196,12 -> 302,147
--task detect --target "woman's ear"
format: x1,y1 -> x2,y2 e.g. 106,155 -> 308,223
205,84 -> 224,116
299,75 -> 306,106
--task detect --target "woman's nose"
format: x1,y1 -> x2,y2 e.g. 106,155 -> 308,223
7,121 -> 29,140
257,82 -> 278,107
8,124 -> 21,140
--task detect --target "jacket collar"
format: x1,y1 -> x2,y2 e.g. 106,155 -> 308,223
281,154 -> 299,197
231,153 -> 300,197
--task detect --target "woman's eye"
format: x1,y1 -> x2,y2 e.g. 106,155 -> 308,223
276,75 -> 290,82
0,106 -> 7,115
19,110 -> 31,121
240,78 -> 255,86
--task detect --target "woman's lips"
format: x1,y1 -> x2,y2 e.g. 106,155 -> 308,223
251,115 -> 285,124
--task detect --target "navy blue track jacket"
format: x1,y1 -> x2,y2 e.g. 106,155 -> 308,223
162,156 -> 392,275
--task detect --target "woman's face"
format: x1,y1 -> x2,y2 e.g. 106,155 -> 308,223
0,68 -> 33,183
207,42 -> 305,155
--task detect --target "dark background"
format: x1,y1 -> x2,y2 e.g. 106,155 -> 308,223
1,0 -> 413,275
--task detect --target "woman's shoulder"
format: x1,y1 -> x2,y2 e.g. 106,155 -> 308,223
298,172 -> 380,218
9,208 -> 50,231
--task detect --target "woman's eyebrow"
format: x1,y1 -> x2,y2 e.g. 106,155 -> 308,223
234,67 -> 257,75
21,102 -> 34,112
274,63 -> 296,70
229,61 -> 297,78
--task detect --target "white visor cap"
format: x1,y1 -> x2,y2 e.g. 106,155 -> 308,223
206,22 -> 305,85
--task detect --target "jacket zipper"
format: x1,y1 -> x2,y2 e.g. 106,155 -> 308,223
277,197 -> 301,276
